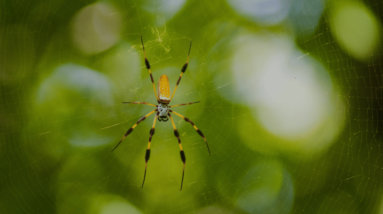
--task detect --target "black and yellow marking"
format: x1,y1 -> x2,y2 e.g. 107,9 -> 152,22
169,101 -> 200,108
140,35 -> 159,102
180,150 -> 186,191
170,110 -> 211,155
122,101 -> 157,107
170,41 -> 192,101
170,114 -> 181,144
142,114 -> 158,188
111,109 -> 157,152
169,113 -> 186,191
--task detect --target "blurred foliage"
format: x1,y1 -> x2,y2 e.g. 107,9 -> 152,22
0,0 -> 383,213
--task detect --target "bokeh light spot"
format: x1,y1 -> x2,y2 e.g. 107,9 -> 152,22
142,0 -> 187,26
36,63 -> 115,148
71,2 -> 122,55
229,33 -> 344,155
227,0 -> 290,26
87,194 -> 143,214
236,160 -> 294,214
329,1 -> 381,62
100,201 -> 142,214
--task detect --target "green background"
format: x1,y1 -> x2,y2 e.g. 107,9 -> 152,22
1,0 -> 382,213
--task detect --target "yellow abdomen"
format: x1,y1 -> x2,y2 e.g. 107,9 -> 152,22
158,75 -> 171,103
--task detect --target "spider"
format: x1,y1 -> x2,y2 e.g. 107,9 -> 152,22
111,36 -> 210,191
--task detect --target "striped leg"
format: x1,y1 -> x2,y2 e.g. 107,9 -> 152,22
169,101 -> 200,108
140,35 -> 159,102
111,109 -> 157,152
122,101 -> 157,107
169,113 -> 186,191
142,113 -> 158,188
170,41 -> 192,101
170,110 -> 210,155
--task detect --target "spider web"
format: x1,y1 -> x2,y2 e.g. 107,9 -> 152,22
1,0 -> 383,213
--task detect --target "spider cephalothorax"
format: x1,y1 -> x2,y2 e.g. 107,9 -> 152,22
157,103 -> 169,122
111,36 -> 210,191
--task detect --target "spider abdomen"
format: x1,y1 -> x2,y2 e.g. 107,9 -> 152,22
158,75 -> 171,104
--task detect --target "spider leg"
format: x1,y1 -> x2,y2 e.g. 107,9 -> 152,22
168,113 -> 186,191
111,109 -> 157,152
169,101 -> 200,108
140,35 -> 159,102
122,102 -> 157,107
142,113 -> 158,188
170,110 -> 210,155
170,41 -> 192,101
